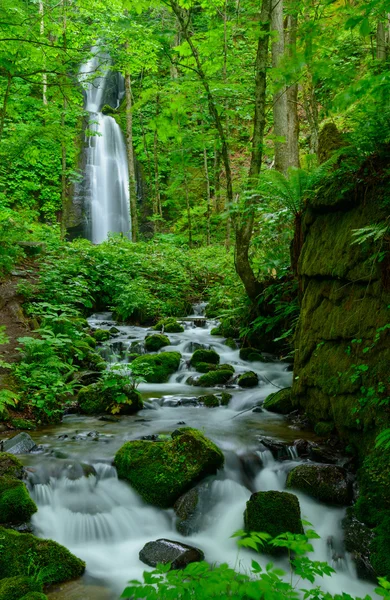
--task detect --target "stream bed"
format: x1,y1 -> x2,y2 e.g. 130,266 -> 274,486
13,308 -> 377,599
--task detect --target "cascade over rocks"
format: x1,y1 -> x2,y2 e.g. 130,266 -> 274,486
114,428 -> 224,508
139,539 -> 205,569
286,464 -> 353,505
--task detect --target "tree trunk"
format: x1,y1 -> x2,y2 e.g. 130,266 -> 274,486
286,13 -> 299,168
271,0 -> 289,174
39,1 -> 48,105
125,70 -> 138,242
234,0 -> 272,302
60,0 -> 67,239
0,73 -> 12,142
204,146 -> 211,246
377,18 -> 387,60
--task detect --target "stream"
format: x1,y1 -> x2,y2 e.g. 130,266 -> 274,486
18,306 -> 376,599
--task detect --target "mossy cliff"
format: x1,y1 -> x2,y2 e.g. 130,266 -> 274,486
292,155 -> 390,450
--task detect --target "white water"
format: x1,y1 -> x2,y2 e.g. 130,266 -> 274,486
24,308 -> 378,599
79,51 -> 131,243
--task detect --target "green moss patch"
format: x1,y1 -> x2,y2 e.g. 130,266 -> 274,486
0,453 -> 24,479
0,527 -> 85,583
286,464 -> 352,505
131,352 -> 181,383
263,388 -> 293,414
0,477 -> 37,524
78,382 -> 143,416
196,370 -> 233,387
92,329 -> 111,342
239,348 -> 265,362
154,318 -> 184,333
114,428 -> 224,508
144,334 -> 170,352
0,576 -> 43,600
237,371 -> 259,388
190,349 -> 220,369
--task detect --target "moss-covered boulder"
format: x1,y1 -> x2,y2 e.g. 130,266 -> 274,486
239,348 -> 265,362
237,371 -> 259,388
0,477 -> 37,524
78,382 -> 143,416
196,362 -> 216,373
244,491 -> 304,555
0,576 -> 43,600
286,464 -> 352,505
154,318 -> 184,333
196,370 -> 233,387
114,428 -> 224,508
131,352 -> 181,383
198,393 -> 232,407
0,453 -> 24,479
190,349 -> 220,369
20,594 -> 48,600
0,527 -> 85,583
145,334 -> 170,352
92,329 -> 111,342
263,388 -> 293,414
224,338 -> 237,350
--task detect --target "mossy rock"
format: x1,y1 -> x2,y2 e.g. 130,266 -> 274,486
92,329 -> 111,342
9,418 -> 36,431
190,349 -> 220,369
0,576 -> 43,600
196,370 -> 233,387
314,421 -> 335,437
20,594 -> 48,600
239,348 -> 265,362
84,334 -> 97,348
219,364 -> 235,373
263,388 -> 293,415
154,318 -> 184,333
196,362 -> 216,373
131,352 -> 181,383
114,428 -> 224,508
237,371 -> 259,388
77,349 -> 106,372
0,527 -> 85,583
219,392 -> 232,405
0,453 -> 24,479
210,323 -> 238,338
370,512 -> 390,578
198,395 -> 219,408
0,477 -> 37,524
244,491 -> 304,555
145,334 -> 170,352
224,338 -> 237,350
78,383 -> 143,416
286,464 -> 352,505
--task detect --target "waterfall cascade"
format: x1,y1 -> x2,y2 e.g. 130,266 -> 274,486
78,52 -> 131,243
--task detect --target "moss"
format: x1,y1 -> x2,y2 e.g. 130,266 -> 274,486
219,364 -> 235,373
198,395 -> 219,407
314,421 -> 335,437
9,418 -> 36,431
0,452 -> 24,478
84,334 -> 97,348
196,362 -> 217,373
239,348 -> 264,362
114,428 -> 224,508
92,329 -> 110,342
244,491 -> 304,555
131,352 -> 181,383
78,383 -> 143,416
263,388 -> 293,415
190,349 -> 220,369
0,477 -> 37,524
220,392 -> 232,405
144,334 -> 170,352
0,527 -> 85,583
286,464 -> 352,505
224,338 -> 237,350
237,371 -> 259,388
0,577 -> 43,600
154,318 -> 184,333
356,449 -> 390,526
20,594 -> 48,600
370,512 -> 390,578
196,370 -> 232,387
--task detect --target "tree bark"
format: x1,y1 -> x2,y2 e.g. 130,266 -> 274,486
271,0 -> 289,174
234,0 -> 272,302
377,18 -> 388,60
39,1 -> 48,105
286,13 -> 299,168
0,73 -> 12,142
203,146 -> 211,246
125,70 -> 138,241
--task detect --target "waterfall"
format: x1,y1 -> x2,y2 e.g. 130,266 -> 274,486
78,51 -> 131,243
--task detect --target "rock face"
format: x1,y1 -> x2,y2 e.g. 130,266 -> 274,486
139,539 -> 205,569
244,491 -> 304,555
1,433 -> 37,455
130,352 -> 181,383
0,527 -> 85,583
286,464 -> 352,505
263,388 -> 293,414
114,428 -> 224,508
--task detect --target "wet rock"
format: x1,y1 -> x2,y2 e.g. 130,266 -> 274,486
109,326 -> 120,334
342,508 -> 376,581
174,487 -> 201,535
258,436 -> 291,460
114,428 -> 224,508
1,433 -> 37,455
190,349 -> 220,369
0,453 -> 24,479
286,464 -> 353,505
237,371 -> 259,388
139,538 -> 204,569
177,421 -> 186,425
65,462 -> 97,480
145,334 -> 170,352
252,407 -> 264,413
244,491 -> 304,555
196,370 -> 233,387
238,451 -> 263,483
263,388 -> 293,414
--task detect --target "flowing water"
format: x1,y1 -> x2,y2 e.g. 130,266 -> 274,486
18,308 -> 377,599
78,51 -> 131,243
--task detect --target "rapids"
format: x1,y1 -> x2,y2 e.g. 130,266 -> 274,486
19,308 -> 377,599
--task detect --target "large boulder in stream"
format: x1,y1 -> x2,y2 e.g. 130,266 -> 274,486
78,381 -> 143,416
0,477 -> 37,524
237,371 -> 259,388
114,428 -> 224,508
153,317 -> 184,333
195,369 -> 233,387
130,352 -> 181,383
286,464 -> 352,505
244,491 -> 304,555
139,538 -> 205,569
0,527 -> 85,583
190,349 -> 220,369
263,388 -> 294,414
1,433 -> 37,455
144,334 -> 170,352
